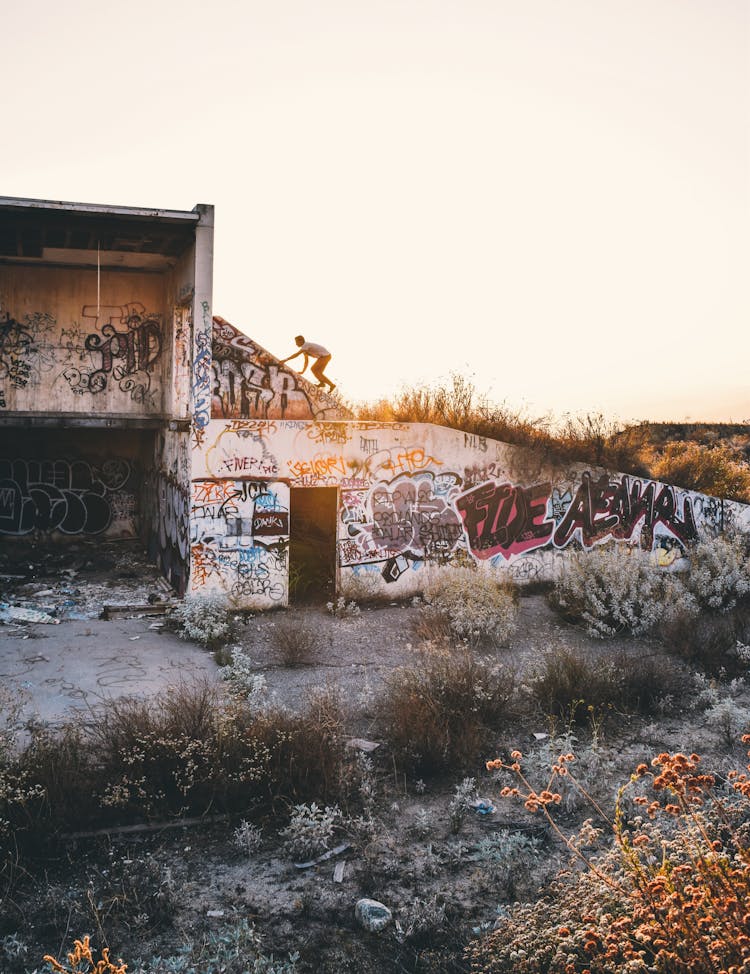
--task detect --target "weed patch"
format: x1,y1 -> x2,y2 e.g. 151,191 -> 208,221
376,648 -> 515,774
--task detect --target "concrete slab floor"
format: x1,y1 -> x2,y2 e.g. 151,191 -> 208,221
0,615 -> 218,727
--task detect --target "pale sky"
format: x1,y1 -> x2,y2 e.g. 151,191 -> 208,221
3,0 -> 748,424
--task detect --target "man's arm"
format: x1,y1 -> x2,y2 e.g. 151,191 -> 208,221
280,349 -> 302,365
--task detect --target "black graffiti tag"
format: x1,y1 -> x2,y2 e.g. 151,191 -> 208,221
0,458 -> 132,536
552,472 -> 698,548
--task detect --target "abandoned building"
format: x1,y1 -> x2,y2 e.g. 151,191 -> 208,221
1,195 -> 749,611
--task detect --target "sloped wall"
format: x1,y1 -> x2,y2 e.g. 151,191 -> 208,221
211,318 -> 347,421
190,419 -> 750,608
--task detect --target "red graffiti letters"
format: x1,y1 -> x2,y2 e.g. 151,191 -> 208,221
456,481 -> 554,560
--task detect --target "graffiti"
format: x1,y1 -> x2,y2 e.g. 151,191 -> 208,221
189,475 -> 290,607
456,481 -> 554,561
382,554 -> 411,583
550,487 -> 572,520
455,471 -> 700,561
173,304 -> 192,413
304,423 -> 351,445
0,458 -> 134,536
192,305 -> 212,444
0,389 -> 5,408
252,510 -> 289,536
204,425 -> 280,479
158,474 -> 190,561
59,305 -> 161,401
342,472 -> 463,566
191,542 -> 224,586
288,455 -> 347,481
367,447 -> 443,478
552,472 -> 697,549
211,317 -> 347,421
231,562 -> 285,601
0,312 -> 57,389
360,437 -> 378,454
225,419 -> 278,438
463,433 -> 488,453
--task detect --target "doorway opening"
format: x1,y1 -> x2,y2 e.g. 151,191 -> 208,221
289,487 -> 338,604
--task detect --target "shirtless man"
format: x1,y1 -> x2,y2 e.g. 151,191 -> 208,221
280,335 -> 336,392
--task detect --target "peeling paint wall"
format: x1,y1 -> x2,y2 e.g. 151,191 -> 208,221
190,419 -> 750,608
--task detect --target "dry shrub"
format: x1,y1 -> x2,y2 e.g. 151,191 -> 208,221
685,535 -> 750,612
355,379 -> 647,473
422,567 -> 518,647
376,648 -> 515,774
661,601 -> 750,676
549,546 -> 694,638
473,746 -> 750,974
652,441 -> 750,503
269,618 -> 319,667
411,605 -> 455,646
529,648 -> 688,724
252,686 -> 348,804
12,682 -> 349,840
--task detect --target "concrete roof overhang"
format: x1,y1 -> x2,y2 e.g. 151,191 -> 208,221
0,196 -> 202,272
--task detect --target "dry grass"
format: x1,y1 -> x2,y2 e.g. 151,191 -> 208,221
269,618 -> 320,667
376,646 -> 516,774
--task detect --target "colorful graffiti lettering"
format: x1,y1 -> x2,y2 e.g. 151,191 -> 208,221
288,455 -> 347,481
456,480 -> 554,560
341,472 -> 463,566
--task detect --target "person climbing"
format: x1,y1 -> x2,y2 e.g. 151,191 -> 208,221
280,335 -> 336,391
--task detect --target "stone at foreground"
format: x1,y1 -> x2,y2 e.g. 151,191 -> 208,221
355,898 -> 393,933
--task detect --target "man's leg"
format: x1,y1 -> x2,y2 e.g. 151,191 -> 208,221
312,355 -> 335,390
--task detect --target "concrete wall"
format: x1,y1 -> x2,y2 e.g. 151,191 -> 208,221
0,265 -> 169,415
211,318 -> 346,421
0,429 -> 152,540
189,419 -> 750,609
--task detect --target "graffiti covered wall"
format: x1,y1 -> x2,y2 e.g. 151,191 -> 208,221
190,419 -> 750,608
188,477 -> 290,607
141,431 -> 191,595
0,430 -> 149,541
211,317 -> 347,422
0,266 -> 168,415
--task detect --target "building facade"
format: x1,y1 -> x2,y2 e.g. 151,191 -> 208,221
2,197 -> 748,611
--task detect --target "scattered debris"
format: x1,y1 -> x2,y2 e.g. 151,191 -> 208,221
102,604 -> 171,620
0,540 -> 175,622
0,604 -> 60,625
333,860 -> 347,883
346,738 -> 381,753
293,842 -> 351,870
206,910 -> 225,918
469,798 -> 496,816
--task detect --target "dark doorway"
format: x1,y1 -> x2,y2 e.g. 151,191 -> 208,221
289,487 -> 338,604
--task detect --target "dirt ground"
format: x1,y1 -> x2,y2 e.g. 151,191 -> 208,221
2,541 -> 750,973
